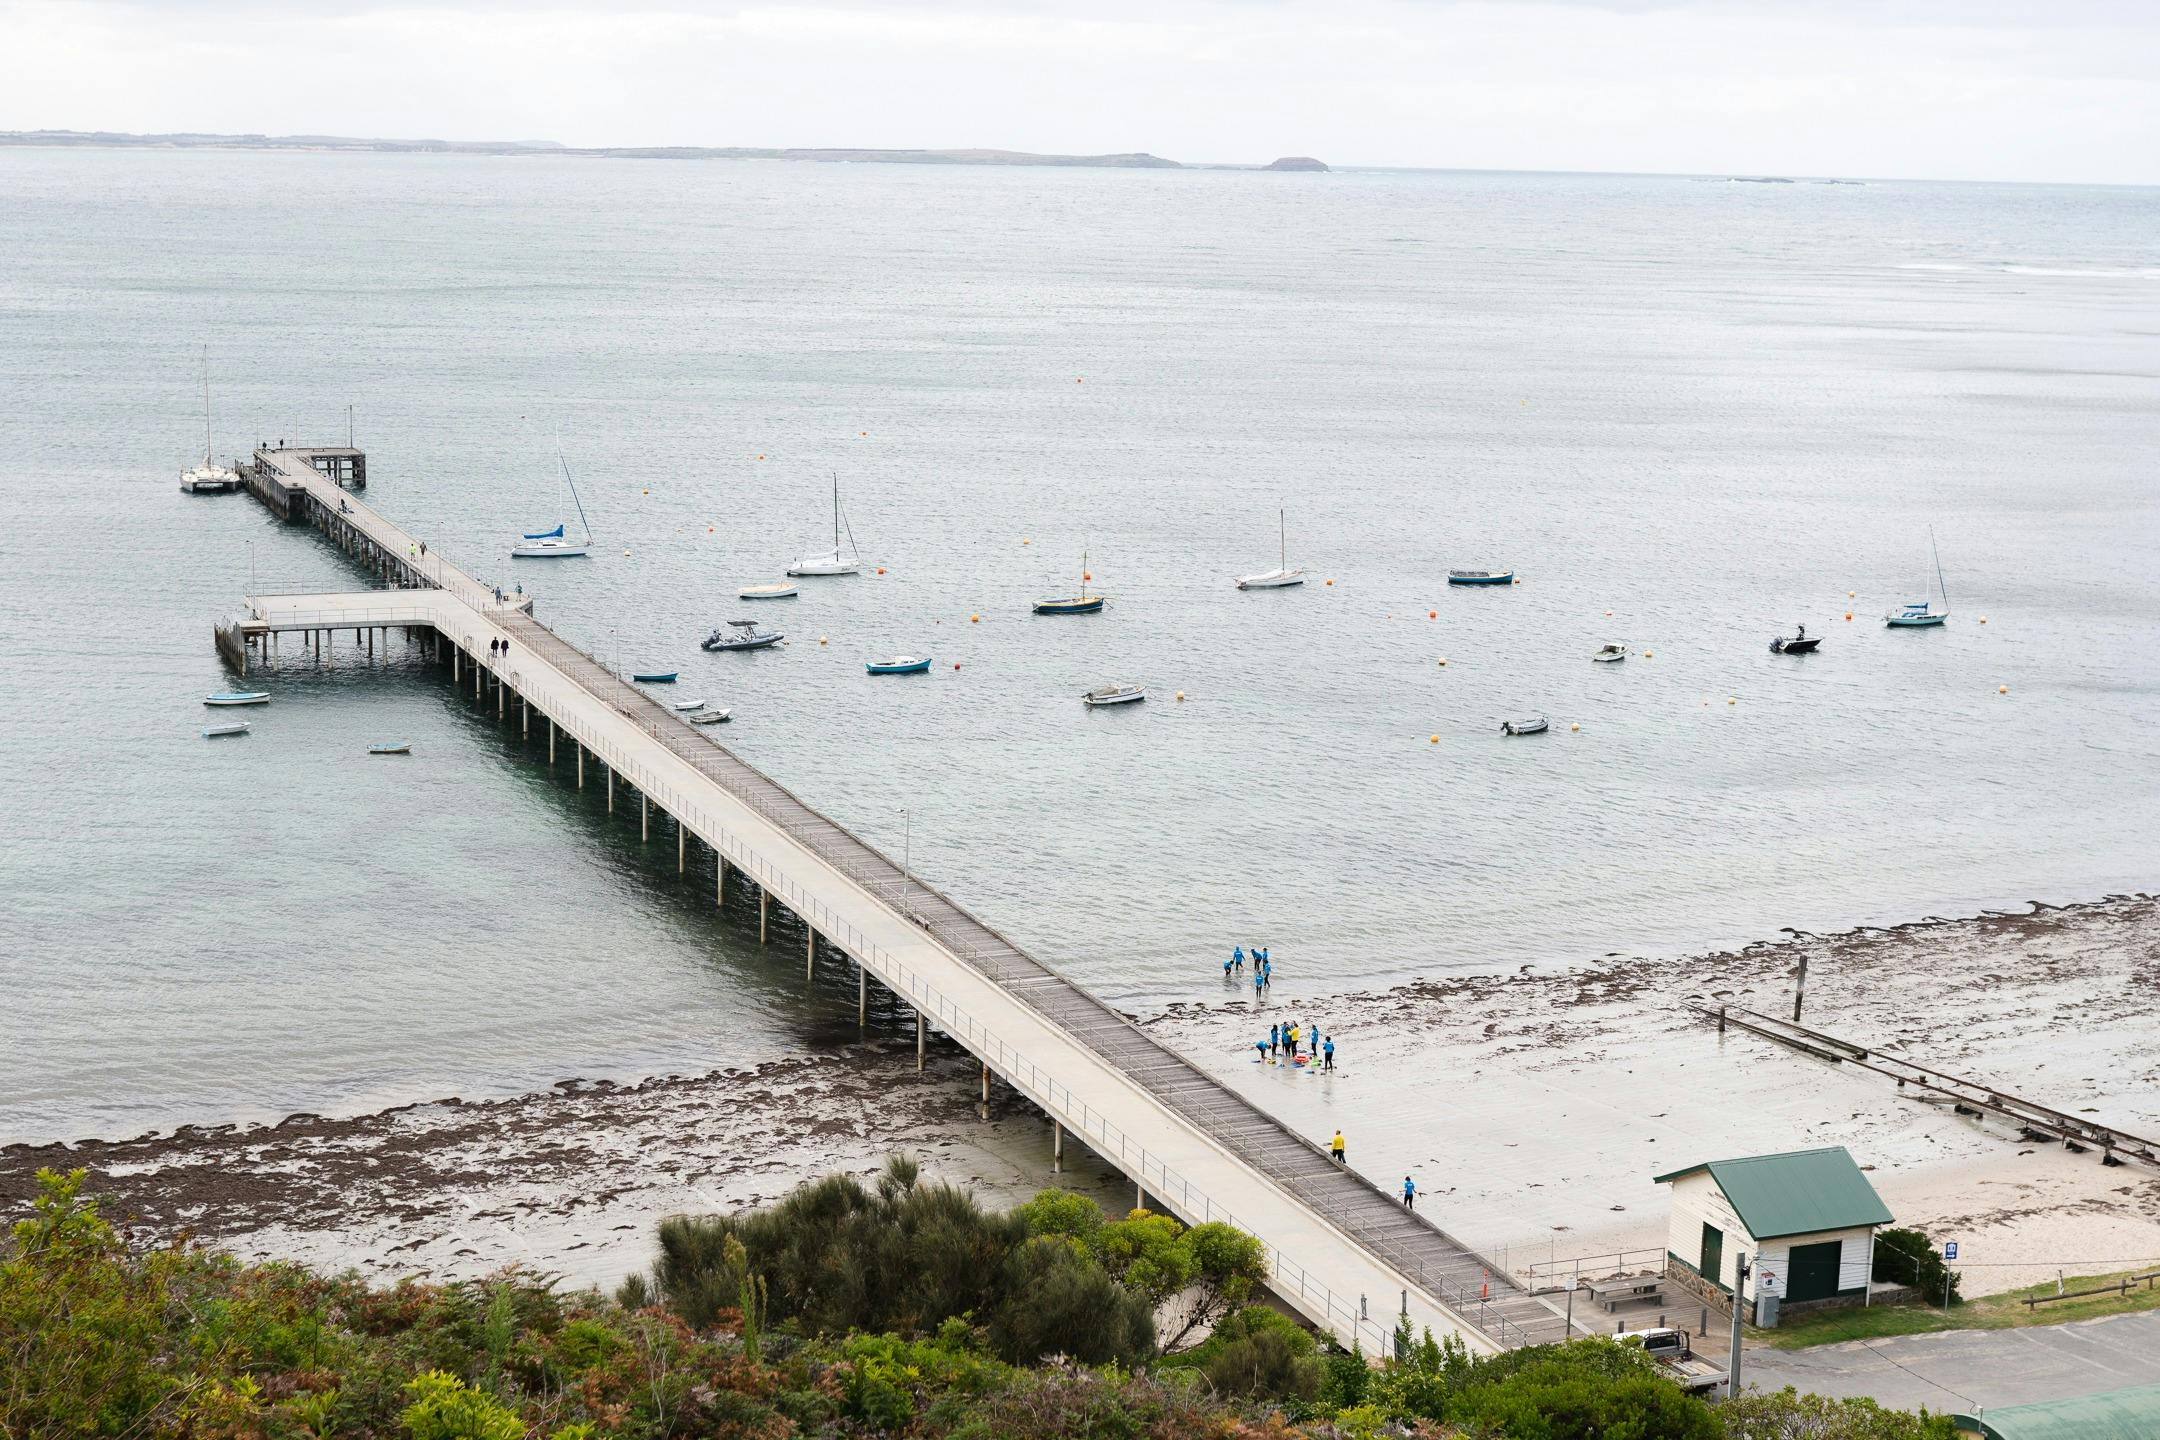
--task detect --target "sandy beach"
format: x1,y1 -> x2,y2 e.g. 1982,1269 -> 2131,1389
7,897 -> 2155,1300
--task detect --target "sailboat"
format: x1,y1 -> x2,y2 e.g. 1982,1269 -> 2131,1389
786,474 -> 862,576
512,443 -> 593,558
1034,549 -> 1107,615
179,349 -> 240,494
1235,510 -> 1305,590
1884,530 -> 1950,628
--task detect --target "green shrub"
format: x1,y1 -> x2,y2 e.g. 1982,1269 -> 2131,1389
1873,1229 -> 1962,1306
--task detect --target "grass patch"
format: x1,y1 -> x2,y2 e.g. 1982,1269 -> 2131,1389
1762,1267 -> 2160,1350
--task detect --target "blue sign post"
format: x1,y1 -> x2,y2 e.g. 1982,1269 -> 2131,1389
1941,1242 -> 1958,1308
1944,1242 -> 1958,1260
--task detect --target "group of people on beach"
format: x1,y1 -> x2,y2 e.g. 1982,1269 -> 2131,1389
1253,1021 -> 1334,1070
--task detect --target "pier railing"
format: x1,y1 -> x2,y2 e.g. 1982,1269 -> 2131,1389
483,620 -> 1566,1353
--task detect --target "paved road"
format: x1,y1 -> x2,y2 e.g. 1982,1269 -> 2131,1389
1746,1309 -> 2160,1414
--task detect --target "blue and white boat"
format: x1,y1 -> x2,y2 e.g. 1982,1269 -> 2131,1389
204,690 -> 271,706
866,655 -> 932,675
1448,569 -> 1515,587
1884,530 -> 1950,628
633,670 -> 678,683
511,444 -> 593,558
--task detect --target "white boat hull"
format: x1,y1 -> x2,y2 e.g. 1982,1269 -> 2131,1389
512,540 -> 591,558
1236,569 -> 1305,590
786,559 -> 861,577
739,583 -> 800,599
1083,686 -> 1147,707
180,466 -> 240,494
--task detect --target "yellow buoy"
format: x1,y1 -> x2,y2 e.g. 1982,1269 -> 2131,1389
1642,650 -> 1653,658
1570,722 -> 1580,732
970,614 -> 980,624
1437,657 -> 1448,667
1429,734 -> 1439,744
622,549 -> 631,556
1848,590 -> 1856,599
1022,538 -> 1031,545
1176,691 -> 1186,701
1979,616 -> 1988,624
641,488 -> 649,496
819,636 -> 828,646
1513,577 -> 1522,585
1727,696 -> 1737,705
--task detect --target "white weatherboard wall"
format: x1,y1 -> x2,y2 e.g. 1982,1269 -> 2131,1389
1754,1227 -> 1875,1298
1665,1169 -> 1753,1296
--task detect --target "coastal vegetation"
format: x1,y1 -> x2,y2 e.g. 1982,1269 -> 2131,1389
5,1166 -> 1961,1438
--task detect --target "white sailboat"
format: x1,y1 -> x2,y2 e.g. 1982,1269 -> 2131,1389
1235,509 -> 1304,589
786,474 -> 862,576
512,442 -> 593,558
1884,528 -> 1950,627
179,349 -> 240,494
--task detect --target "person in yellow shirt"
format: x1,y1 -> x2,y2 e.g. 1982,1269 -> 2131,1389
1329,1130 -> 1345,1164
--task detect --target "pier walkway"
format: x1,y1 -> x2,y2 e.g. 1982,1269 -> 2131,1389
229,447 -> 1564,1355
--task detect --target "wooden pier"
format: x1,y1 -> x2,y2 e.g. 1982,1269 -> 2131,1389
223,446 -> 1564,1355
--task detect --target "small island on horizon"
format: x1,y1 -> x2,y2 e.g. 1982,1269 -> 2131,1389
0,129 -> 1330,173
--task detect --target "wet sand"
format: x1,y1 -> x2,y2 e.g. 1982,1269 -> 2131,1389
1148,894 -> 2160,1294
7,897 -> 2155,1298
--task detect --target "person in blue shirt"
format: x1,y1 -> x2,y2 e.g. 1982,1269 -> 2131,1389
1253,969 -> 1264,997
1232,945 -> 1245,972
1322,1035 -> 1336,1070
1401,1176 -> 1416,1210
1223,955 -> 1234,977
1253,1040 -> 1269,1064
1268,1023 -> 1280,1056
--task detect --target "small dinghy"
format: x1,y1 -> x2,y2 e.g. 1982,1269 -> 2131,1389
1500,716 -> 1549,736
702,620 -> 782,652
202,721 -> 250,739
1448,569 -> 1515,586
367,741 -> 412,755
1769,625 -> 1821,655
671,697 -> 709,711
633,671 -> 678,683
1083,682 -> 1147,707
685,707 -> 733,725
867,655 -> 932,675
739,581 -> 799,600
1592,644 -> 1627,663
205,690 -> 271,707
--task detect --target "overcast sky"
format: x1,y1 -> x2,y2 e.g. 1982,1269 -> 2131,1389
4,0 -> 2157,183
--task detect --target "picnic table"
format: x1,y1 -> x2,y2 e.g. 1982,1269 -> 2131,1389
1581,1273 -> 1665,1312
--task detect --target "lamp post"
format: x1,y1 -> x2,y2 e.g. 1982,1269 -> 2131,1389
901,808 -> 912,911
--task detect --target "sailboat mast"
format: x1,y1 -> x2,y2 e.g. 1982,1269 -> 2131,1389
202,348 -> 213,467
1279,507 -> 1286,570
1930,526 -> 1948,612
559,443 -> 593,542
833,473 -> 841,552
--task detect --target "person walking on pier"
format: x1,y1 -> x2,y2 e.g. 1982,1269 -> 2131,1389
1329,1129 -> 1346,1165
1402,1176 -> 1416,1210
1322,1035 -> 1336,1071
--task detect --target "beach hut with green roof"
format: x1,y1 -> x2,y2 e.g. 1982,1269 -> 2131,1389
1654,1145 -> 1894,1319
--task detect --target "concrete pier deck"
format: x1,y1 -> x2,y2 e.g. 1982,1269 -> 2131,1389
228,446 -> 1565,1354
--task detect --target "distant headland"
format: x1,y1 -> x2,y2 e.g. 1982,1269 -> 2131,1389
0,130 -> 1329,172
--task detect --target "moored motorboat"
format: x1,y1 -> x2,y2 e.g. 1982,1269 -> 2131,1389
685,707 -> 733,725
632,671 -> 678,683
866,655 -> 932,675
1083,682 -> 1147,707
702,620 -> 782,651
739,581 -> 799,600
671,697 -> 709,711
1769,625 -> 1821,655
204,690 -> 271,706
367,741 -> 412,755
1448,569 -> 1515,586
202,721 -> 250,738
1500,716 -> 1549,736
1592,644 -> 1627,663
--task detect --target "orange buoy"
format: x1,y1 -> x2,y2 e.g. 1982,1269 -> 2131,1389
1979,616 -> 1988,624
1083,572 -> 1092,581
1429,734 -> 1439,744
1998,684 -> 2007,694
1512,578 -> 1521,585
707,526 -> 715,533
954,662 -> 962,670
757,454 -> 765,460
1428,610 -> 1437,620
1845,612 -> 1853,621
1325,578 -> 1334,586
1437,657 -> 1448,666
876,566 -> 886,575
970,614 -> 980,624
860,431 -> 868,437
1642,650 -> 1653,658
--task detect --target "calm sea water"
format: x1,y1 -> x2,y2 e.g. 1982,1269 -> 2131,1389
3,150 -> 2156,1145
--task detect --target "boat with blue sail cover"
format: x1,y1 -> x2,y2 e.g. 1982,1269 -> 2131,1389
1885,530 -> 1950,628
512,442 -> 593,558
